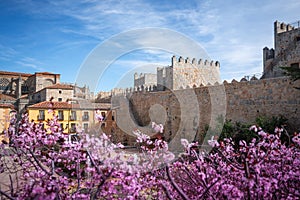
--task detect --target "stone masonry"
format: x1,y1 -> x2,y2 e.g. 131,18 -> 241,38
133,55 -> 221,91
263,20 -> 300,78
134,73 -> 157,89
157,56 -> 221,90
114,77 -> 300,148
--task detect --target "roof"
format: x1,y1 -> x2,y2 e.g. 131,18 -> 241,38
20,94 -> 29,99
0,71 -> 32,77
34,72 -> 60,76
76,99 -> 111,110
28,101 -> 80,109
0,94 -> 16,101
45,83 -> 73,90
0,103 -> 15,109
93,103 -> 111,110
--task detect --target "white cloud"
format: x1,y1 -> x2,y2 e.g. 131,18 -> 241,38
2,0 -> 300,90
0,44 -> 18,61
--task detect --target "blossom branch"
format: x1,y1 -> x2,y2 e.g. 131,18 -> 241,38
0,189 -> 15,200
166,165 -> 190,200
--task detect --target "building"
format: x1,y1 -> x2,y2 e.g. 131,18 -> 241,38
26,72 -> 60,94
29,83 -> 74,104
0,104 -> 15,132
0,71 -> 61,113
27,100 -> 111,134
0,71 -> 32,98
27,101 -> 80,133
262,20 -> 300,78
0,104 -> 16,144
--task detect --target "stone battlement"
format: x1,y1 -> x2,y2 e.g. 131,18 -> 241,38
171,55 -> 220,68
134,72 -> 156,80
275,20 -> 298,35
112,74 -> 263,96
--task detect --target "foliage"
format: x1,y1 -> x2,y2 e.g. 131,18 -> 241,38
281,66 -> 300,81
207,115 -> 289,146
281,66 -> 300,90
0,111 -> 300,199
255,115 -> 288,134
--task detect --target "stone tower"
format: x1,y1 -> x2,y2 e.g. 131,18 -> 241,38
262,20 -> 300,78
157,55 -> 221,90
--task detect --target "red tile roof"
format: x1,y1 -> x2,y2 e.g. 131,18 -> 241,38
0,103 -> 15,109
0,71 -> 32,77
45,83 -> 73,90
0,94 -> 16,101
34,72 -> 60,76
28,101 -> 80,109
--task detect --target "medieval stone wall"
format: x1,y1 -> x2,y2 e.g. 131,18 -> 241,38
125,77 -> 300,144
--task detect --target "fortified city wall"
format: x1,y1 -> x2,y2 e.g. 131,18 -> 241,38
125,77 -> 300,143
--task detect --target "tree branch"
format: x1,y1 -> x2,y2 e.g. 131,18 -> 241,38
166,165 -> 190,200
29,149 -> 51,176
86,150 -> 102,175
161,183 -> 173,200
0,189 -> 15,200
198,178 -> 220,200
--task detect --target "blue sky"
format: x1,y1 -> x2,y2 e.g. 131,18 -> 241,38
0,0 -> 299,91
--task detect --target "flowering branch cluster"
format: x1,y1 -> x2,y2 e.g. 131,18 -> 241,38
0,113 -> 299,199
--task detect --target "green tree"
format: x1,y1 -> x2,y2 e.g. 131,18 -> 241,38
281,66 -> 300,89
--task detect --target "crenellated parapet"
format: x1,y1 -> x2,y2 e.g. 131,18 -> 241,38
171,55 -> 220,68
134,55 -> 221,91
134,72 -> 153,80
274,21 -> 296,35
112,73 -> 265,97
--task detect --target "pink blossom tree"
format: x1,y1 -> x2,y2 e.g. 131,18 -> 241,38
0,111 -> 299,199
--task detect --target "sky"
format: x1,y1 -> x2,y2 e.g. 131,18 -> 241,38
0,0 -> 299,92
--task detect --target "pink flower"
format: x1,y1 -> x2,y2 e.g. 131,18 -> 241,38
249,125 -> 258,132
208,136 -> 219,147
152,122 -> 164,133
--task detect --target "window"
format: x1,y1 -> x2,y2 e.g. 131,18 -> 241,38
101,112 -> 106,119
38,110 -> 45,120
59,90 -> 62,94
82,111 -> 89,121
112,111 -> 115,121
296,36 -> 300,42
70,123 -> 76,133
60,123 -> 64,130
68,134 -> 79,144
58,110 -> 64,120
58,98 -> 62,102
70,111 -> 77,121
0,78 -> 10,91
83,123 -> 88,133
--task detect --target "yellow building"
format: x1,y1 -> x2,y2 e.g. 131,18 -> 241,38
27,101 -> 80,133
27,101 -> 111,134
0,103 -> 16,143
